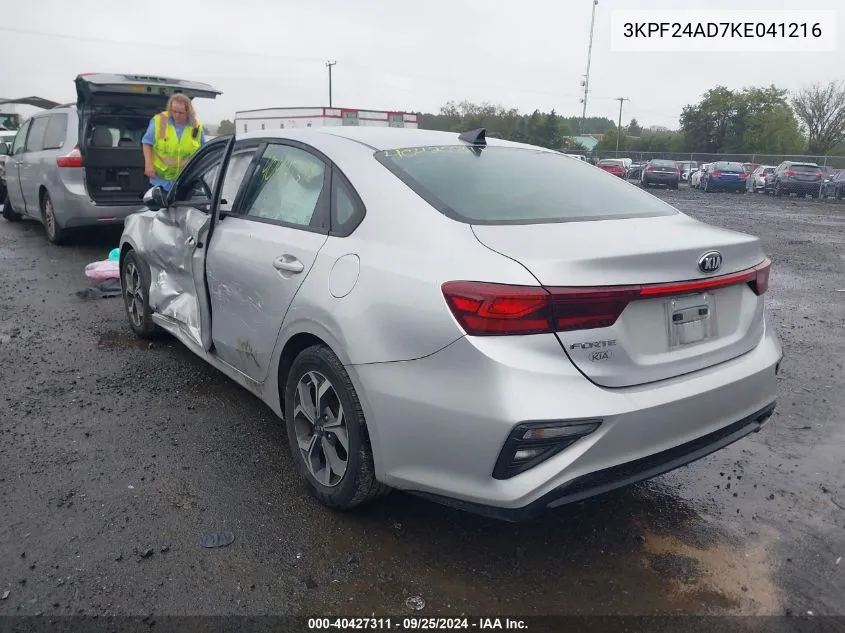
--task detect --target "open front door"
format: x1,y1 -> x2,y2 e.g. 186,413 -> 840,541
132,137 -> 231,349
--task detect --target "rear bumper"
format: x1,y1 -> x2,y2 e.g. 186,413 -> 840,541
779,181 -> 821,194
708,179 -> 746,190
353,323 -> 783,519
52,187 -> 141,228
643,175 -> 679,185
414,401 -> 776,522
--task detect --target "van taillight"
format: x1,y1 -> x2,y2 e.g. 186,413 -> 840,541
56,147 -> 83,168
441,262 -> 772,336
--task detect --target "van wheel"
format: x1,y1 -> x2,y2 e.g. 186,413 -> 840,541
41,191 -> 68,245
284,344 -> 390,511
2,194 -> 21,222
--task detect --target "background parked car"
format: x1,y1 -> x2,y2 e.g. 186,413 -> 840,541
596,158 -> 626,178
677,160 -> 698,182
700,161 -> 747,193
2,73 -> 220,243
640,159 -> 680,189
627,162 -> 644,180
690,163 -> 710,188
0,130 -> 15,203
771,161 -> 823,198
746,165 -> 775,193
819,169 -> 845,199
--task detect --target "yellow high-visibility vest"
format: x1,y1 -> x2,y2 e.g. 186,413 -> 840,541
151,111 -> 203,181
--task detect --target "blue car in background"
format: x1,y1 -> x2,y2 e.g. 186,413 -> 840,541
700,161 -> 748,193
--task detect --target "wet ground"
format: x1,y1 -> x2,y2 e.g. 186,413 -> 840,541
0,186 -> 843,622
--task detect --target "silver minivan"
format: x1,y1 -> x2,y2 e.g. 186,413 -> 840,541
2,73 -> 220,244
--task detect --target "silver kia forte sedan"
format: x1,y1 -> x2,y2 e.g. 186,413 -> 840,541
119,126 -> 782,521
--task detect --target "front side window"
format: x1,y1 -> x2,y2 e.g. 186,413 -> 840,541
375,145 -> 676,224
11,119 -> 31,155
240,143 -> 327,228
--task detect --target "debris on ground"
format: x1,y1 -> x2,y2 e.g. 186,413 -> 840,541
202,531 -> 235,548
405,595 -> 425,611
1,589 -> 10,600
75,278 -> 122,300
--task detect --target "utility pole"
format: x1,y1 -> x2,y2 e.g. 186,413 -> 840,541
325,60 -> 337,108
615,97 -> 629,156
579,0 -> 599,134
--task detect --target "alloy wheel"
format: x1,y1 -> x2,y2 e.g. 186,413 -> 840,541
293,370 -> 349,487
123,262 -> 144,328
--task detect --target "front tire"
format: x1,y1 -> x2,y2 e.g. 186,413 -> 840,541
120,250 -> 160,339
284,345 -> 389,511
2,194 -> 21,222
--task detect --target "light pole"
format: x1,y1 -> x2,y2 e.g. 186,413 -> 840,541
579,0 -> 599,134
325,60 -> 337,107
615,97 -> 629,156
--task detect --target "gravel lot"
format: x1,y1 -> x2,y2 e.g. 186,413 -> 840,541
0,185 -> 843,620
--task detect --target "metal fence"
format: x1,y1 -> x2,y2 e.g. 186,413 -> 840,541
593,151 -> 845,168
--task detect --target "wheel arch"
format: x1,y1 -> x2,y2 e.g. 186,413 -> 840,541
274,328 -> 385,476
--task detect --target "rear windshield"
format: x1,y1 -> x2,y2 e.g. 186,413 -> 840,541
597,159 -> 622,166
789,163 -> 819,173
375,145 -> 677,224
713,162 -> 745,171
651,160 -> 677,168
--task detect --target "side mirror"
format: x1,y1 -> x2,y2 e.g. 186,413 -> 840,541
143,186 -> 167,211
0,142 -> 10,156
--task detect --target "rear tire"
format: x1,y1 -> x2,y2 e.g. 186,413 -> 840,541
41,190 -> 68,245
2,194 -> 21,222
120,249 -> 161,339
284,344 -> 390,511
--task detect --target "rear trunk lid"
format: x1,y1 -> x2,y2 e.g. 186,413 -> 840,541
472,214 -> 769,388
787,165 -> 821,182
75,74 -> 221,205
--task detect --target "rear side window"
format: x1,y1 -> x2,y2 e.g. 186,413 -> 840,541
375,146 -> 676,224
25,117 -> 50,152
330,169 -> 365,236
42,114 -> 68,150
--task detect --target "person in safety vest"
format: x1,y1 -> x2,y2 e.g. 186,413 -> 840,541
141,93 -> 206,192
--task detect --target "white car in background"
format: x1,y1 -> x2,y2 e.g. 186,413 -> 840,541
690,164 -> 710,188
0,129 -> 17,198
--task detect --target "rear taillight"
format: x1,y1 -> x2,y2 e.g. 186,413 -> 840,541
738,172 -> 748,178
645,165 -> 654,172
816,172 -> 824,178
56,146 -> 83,168
441,261 -> 771,336
783,169 -> 797,176
440,282 -> 552,336
672,168 -> 680,173
711,170 -> 722,177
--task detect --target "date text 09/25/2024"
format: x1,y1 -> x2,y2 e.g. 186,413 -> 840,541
307,618 -> 529,630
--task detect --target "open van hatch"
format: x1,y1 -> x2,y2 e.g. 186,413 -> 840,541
74,73 -> 221,205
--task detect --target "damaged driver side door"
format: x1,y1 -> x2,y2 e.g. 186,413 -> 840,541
144,139 -> 229,349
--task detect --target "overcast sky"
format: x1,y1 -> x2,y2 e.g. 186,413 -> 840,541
2,0 -> 842,130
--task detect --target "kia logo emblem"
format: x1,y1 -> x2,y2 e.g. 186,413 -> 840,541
698,251 -> 722,273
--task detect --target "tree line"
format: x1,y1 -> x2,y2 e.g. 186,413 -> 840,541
422,81 -> 845,156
